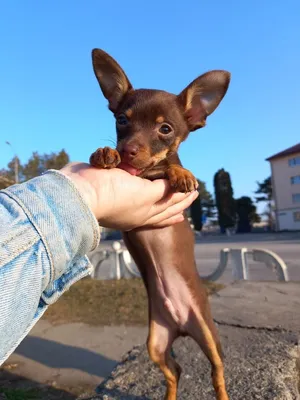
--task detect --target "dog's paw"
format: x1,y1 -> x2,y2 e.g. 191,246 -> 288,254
89,147 -> 121,169
167,165 -> 199,193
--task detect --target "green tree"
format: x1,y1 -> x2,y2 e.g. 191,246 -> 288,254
0,174 -> 14,190
254,176 -> 274,230
197,180 -> 216,218
236,196 -> 260,233
0,156 -> 20,189
188,179 -> 215,231
254,176 -> 272,203
190,191 -> 203,231
214,169 -> 236,232
22,149 -> 69,181
0,149 -> 70,189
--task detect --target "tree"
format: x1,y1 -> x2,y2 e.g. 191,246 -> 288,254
0,161 -> 18,189
22,150 -> 69,181
197,180 -> 216,218
236,196 -> 260,233
0,175 -> 14,190
254,176 -> 274,230
189,179 -> 215,231
0,149 -> 70,189
214,169 -> 236,232
254,176 -> 272,203
190,191 -> 203,231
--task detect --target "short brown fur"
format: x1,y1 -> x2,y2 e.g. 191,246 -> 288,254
90,48 -> 231,400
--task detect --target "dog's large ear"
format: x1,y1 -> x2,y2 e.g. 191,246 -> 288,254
177,70 -> 230,131
92,49 -> 133,112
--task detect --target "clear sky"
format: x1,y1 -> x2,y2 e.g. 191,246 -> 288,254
1,1 -> 299,206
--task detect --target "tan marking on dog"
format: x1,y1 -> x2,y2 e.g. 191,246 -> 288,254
170,137 -> 181,152
185,83 -> 204,111
147,320 -> 180,400
125,109 -> 133,118
152,149 -> 168,164
192,306 -> 228,399
156,116 -> 164,123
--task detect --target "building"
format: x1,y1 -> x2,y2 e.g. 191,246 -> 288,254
266,143 -> 300,231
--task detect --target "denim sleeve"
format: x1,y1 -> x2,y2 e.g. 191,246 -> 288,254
0,170 -> 100,364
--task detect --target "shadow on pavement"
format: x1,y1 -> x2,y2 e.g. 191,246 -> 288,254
15,336 -> 117,378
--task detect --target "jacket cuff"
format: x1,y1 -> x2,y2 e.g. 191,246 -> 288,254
3,170 -> 100,283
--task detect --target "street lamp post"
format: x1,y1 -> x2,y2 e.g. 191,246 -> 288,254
5,141 -> 19,184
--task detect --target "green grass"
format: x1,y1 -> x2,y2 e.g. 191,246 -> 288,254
43,277 -> 224,326
0,388 -> 39,400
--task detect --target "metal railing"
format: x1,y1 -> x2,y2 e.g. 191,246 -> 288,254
88,242 -> 290,282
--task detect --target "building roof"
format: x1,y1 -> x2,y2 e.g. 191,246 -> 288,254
266,143 -> 300,161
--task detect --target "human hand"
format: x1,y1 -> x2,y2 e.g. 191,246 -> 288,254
60,162 -> 198,231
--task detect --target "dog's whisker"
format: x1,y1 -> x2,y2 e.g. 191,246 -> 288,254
93,138 -> 117,147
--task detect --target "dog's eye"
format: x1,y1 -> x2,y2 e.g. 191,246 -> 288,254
116,115 -> 128,126
159,124 -> 172,134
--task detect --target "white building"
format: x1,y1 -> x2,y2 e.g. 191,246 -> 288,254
267,143 -> 300,231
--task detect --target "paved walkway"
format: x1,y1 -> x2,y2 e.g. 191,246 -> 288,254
2,322 -> 147,395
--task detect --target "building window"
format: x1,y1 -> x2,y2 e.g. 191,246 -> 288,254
288,156 -> 300,167
294,212 -> 300,222
292,193 -> 300,203
291,175 -> 300,184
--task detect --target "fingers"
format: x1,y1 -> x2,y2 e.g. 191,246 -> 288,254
151,189 -> 199,217
146,213 -> 185,228
144,190 -> 199,226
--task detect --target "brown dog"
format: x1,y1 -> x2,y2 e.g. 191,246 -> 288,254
89,49 -> 230,400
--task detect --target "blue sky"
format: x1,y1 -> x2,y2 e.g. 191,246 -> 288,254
1,1 -> 299,208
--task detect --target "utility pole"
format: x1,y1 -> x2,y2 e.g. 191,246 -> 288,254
5,141 -> 19,183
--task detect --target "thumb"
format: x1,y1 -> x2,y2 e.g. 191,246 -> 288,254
145,179 -> 172,203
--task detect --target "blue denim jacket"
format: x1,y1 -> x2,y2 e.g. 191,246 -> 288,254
0,170 -> 100,364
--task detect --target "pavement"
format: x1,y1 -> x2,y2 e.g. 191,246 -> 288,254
87,281 -> 300,400
2,323 -> 147,395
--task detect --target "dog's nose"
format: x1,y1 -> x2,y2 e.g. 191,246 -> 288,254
123,144 -> 138,157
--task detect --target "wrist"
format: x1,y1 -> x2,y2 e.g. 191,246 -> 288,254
59,163 -> 101,219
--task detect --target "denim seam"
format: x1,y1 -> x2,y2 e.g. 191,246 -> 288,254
43,170 -> 100,251
41,255 -> 93,303
0,191 -> 54,282
0,236 -> 39,267
0,226 -> 31,246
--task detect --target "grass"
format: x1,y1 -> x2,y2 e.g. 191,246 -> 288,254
43,277 -> 224,326
0,388 -> 39,400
